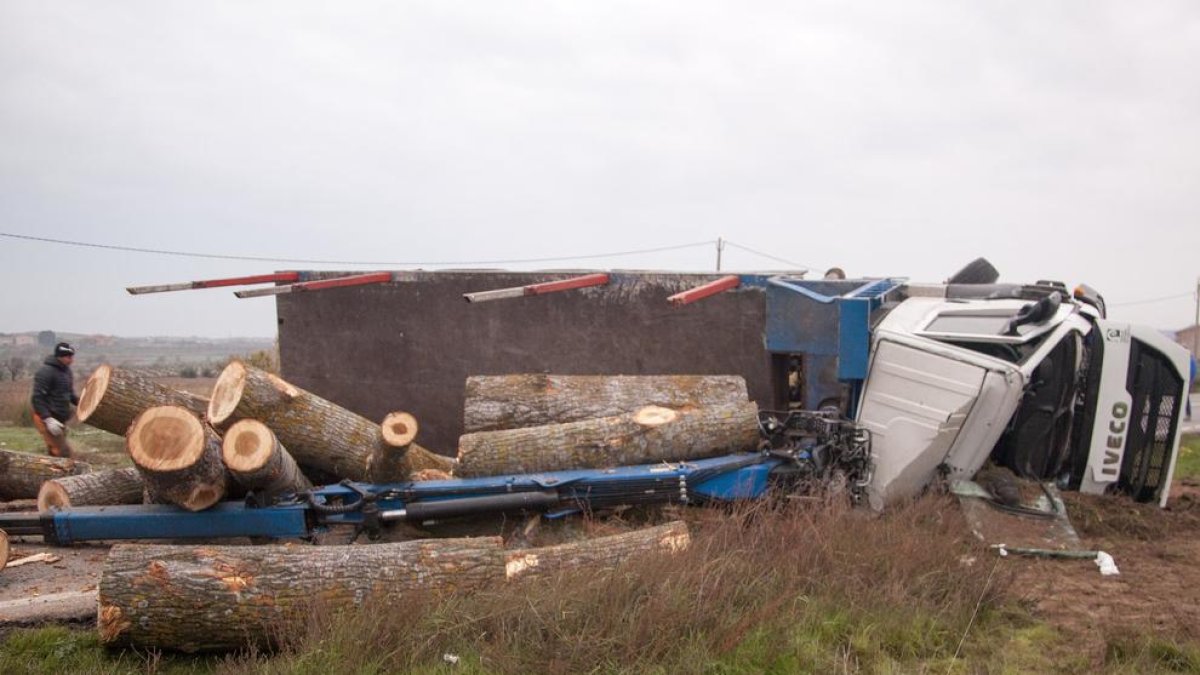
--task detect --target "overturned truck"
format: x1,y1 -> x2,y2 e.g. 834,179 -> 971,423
274,260 -> 1189,509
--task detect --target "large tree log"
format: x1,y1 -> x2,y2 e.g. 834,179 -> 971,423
221,420 -> 312,497
98,521 -> 691,651
505,521 -> 690,581
207,361 -> 454,481
99,536 -> 507,651
463,374 -> 750,433
457,401 -> 760,477
38,467 -> 144,511
127,406 -> 228,511
0,448 -> 91,500
78,364 -> 209,436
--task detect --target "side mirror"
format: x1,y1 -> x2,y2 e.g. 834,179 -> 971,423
1005,292 -> 1062,336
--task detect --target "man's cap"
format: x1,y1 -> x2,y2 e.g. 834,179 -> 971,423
54,342 -> 75,357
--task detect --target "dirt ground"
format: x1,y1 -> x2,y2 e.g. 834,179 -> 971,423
1008,484 -> 1200,660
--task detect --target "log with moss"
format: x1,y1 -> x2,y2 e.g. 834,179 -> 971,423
207,361 -> 454,481
98,521 -> 690,651
220,419 -> 312,497
505,520 -> 690,581
457,401 -> 760,477
0,448 -> 91,500
98,536 -> 507,651
127,406 -> 229,511
37,467 -> 144,511
463,374 -> 750,433
77,364 -> 209,436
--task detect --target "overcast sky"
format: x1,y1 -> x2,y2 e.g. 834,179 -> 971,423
1,1 -> 1197,338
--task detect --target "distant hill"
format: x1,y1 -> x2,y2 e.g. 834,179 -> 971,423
0,332 -> 273,378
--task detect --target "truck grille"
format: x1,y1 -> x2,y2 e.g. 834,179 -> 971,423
1119,341 -> 1183,502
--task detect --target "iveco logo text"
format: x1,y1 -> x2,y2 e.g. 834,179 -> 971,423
1101,402 -> 1128,476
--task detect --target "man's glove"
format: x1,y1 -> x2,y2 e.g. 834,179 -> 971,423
44,418 -> 64,437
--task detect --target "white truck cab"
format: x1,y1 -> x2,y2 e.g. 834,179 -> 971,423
858,283 -> 1190,509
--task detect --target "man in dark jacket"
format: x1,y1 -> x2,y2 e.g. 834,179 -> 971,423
30,342 -> 79,458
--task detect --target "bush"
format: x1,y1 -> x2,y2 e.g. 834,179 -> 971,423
14,401 -> 33,427
179,366 -> 199,378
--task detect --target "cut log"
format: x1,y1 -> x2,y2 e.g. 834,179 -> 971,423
457,401 -> 760,477
0,448 -> 91,500
463,374 -> 750,433
207,361 -> 454,480
368,411 -> 454,482
98,521 -> 690,651
221,419 -> 312,497
0,529 -> 7,571
127,406 -> 228,511
78,364 -> 209,436
505,520 -> 690,581
38,467 -> 144,511
99,536 -> 507,651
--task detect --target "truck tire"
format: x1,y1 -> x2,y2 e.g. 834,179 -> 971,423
946,258 -> 999,285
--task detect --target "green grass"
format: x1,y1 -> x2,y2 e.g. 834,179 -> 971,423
1173,434 -> 1200,482
0,626 -> 218,675
0,423 -> 129,468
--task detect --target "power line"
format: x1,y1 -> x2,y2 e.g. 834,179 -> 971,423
0,231 -> 717,267
1108,292 -> 1194,307
722,240 -> 811,270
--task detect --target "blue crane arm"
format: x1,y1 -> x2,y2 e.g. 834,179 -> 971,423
0,453 -> 779,545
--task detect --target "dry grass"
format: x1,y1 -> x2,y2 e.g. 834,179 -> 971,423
222,495 -> 1035,674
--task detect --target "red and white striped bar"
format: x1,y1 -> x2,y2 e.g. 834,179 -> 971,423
463,273 -> 611,304
235,272 -> 394,299
667,275 -> 741,306
126,272 -> 301,295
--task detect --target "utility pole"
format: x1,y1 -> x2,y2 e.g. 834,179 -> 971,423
716,237 -> 724,271
1194,276 -> 1199,358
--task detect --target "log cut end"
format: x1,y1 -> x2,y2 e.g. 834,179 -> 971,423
37,481 -> 71,511
0,529 -> 8,571
381,411 -> 419,447
633,406 -> 679,427
221,419 -> 273,472
183,484 -> 224,511
76,364 -> 112,424
128,406 -> 208,472
208,360 -> 248,425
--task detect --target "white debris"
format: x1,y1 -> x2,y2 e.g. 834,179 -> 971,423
443,653 -> 460,665
1095,551 -> 1120,576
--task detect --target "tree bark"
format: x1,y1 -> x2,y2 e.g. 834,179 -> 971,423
208,361 -> 454,481
457,401 -> 760,477
505,521 -> 690,581
37,467 -> 144,511
463,374 -> 750,433
98,521 -> 691,651
127,406 -> 229,511
98,536 -> 507,651
77,364 -> 209,436
221,419 -> 312,497
0,448 -> 91,500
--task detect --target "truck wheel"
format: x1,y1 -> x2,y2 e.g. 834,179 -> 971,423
946,258 -> 1000,285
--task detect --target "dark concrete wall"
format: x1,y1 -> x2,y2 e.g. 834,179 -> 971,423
276,271 -> 779,455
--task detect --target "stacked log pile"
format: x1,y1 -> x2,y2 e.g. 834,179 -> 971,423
0,363 -> 455,516
457,374 -> 760,476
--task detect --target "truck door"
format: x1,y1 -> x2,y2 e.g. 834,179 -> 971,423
858,340 -> 985,509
